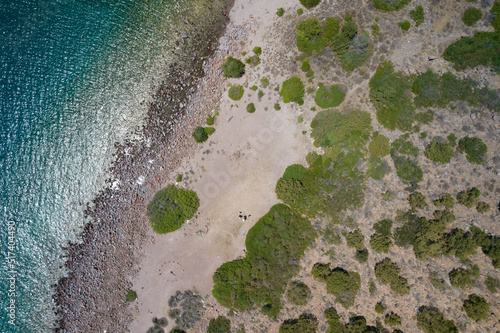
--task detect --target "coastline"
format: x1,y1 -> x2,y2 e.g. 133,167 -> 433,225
53,1 -> 234,331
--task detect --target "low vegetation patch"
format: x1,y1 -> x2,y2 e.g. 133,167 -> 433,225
368,134 -> 390,157
281,77 -> 305,105
147,185 -> 199,234
212,204 -> 316,316
367,157 -> 391,180
462,7 -> 482,26
314,83 -> 345,108
222,57 -> 245,78
369,62 -> 415,131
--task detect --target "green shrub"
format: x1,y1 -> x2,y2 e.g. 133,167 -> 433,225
126,290 -> 137,302
491,2 -> 500,31
355,248 -> 369,263
485,275 -> 499,293
443,31 -> 500,72
415,110 -> 434,124
458,136 -> 487,164
398,20 -> 411,31
385,312 -> 402,326
274,103 -> 281,111
476,201 -> 490,213
286,281 -> 311,306
311,263 -> 331,282
447,133 -> 457,146
457,187 -> 481,208
434,193 -> 454,208
430,273 -> 448,291
374,258 -> 410,295
301,58 -> 310,72
212,204 -> 316,315
462,8 -> 482,26
425,140 -> 454,164
367,157 -> 391,180
245,55 -> 260,66
373,219 -> 392,237
346,229 -> 365,251
250,85 -> 258,91
205,127 -> 215,136
408,192 -> 427,210
147,185 -> 199,234
324,308 -> 343,332
228,85 -> 244,101
375,302 -> 386,314
326,268 -> 361,308
338,32 -> 372,71
463,294 -> 489,321
176,174 -> 183,183
281,77 -> 305,105
297,8 -> 304,15
252,46 -> 262,56
410,5 -> 425,26
392,155 -> 423,188
279,314 -> 317,333
369,280 -> 377,294
296,18 -> 327,55
306,69 -> 314,78
372,0 -> 411,11
417,306 -> 458,333
222,57 -> 245,78
370,234 -> 393,253
449,268 -> 473,289
260,77 -> 269,88
300,0 -> 322,9
314,83 -> 345,108
246,103 -> 256,113
369,62 -> 414,131
372,23 -> 380,35
207,316 -> 231,333
444,229 -> 477,260
277,8 -> 284,17
206,114 -> 215,126
368,134 -> 390,157
257,90 -> 264,99
193,126 -> 208,143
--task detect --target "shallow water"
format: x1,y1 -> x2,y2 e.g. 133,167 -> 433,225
0,0 -> 202,331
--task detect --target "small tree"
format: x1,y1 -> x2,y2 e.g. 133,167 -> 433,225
192,126 -> 208,143
425,141 -> 454,164
207,316 -> 231,333
408,192 -> 428,210
434,193 -> 454,208
286,281 -> 311,306
126,290 -> 137,302
449,268 -> 473,290
346,229 -> 365,251
417,306 -> 457,333
222,57 -> 245,78
370,234 -> 392,253
458,136 -> 487,164
281,77 -> 305,105
375,302 -> 386,314
457,187 -> 481,208
462,8 -> 482,26
463,294 -> 489,321
385,312 -> 402,326
279,313 -> 317,333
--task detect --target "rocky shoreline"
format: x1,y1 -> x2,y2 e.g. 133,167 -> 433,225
53,1 -> 243,331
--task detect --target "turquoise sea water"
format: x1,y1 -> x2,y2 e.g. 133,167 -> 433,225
0,0 -> 198,331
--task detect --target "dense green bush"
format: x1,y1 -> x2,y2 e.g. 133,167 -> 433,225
491,2 -> 500,30
457,187 -> 481,207
222,57 -> 245,78
296,18 -> 327,55
485,275 -> 499,293
372,0 -> 411,11
301,58 -> 311,72
279,314 -> 317,333
385,312 -> 402,326
246,103 -> 255,113
205,127 -> 215,136
374,258 -> 410,295
212,204 -> 316,315
277,8 -> 284,17
462,8 -> 482,26
147,185 -> 199,234
252,46 -> 262,56
355,248 -> 369,263
471,226 -> 500,268
398,20 -> 411,31
410,5 -> 424,26
434,193 -> 455,208
368,134 -> 390,157
228,85 -> 244,101
207,316 -> 231,333
300,0 -> 322,9
326,268 -> 361,308
311,263 -> 331,282
425,140 -> 454,164
126,290 -> 137,302
367,157 -> 391,180
444,229 -> 477,260
458,136 -> 487,164
408,192 -> 427,210
443,31 -> 500,72
476,201 -> 490,213
281,77 -> 305,105
375,302 -> 386,314
369,62 -> 414,131
463,294 -> 489,321
449,268 -> 473,289
346,229 -> 365,251
297,8 -> 304,15
193,126 -> 208,143
374,219 -> 393,236
370,233 -> 393,253
314,84 -> 345,108
417,306 -> 458,333
286,281 -> 311,306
